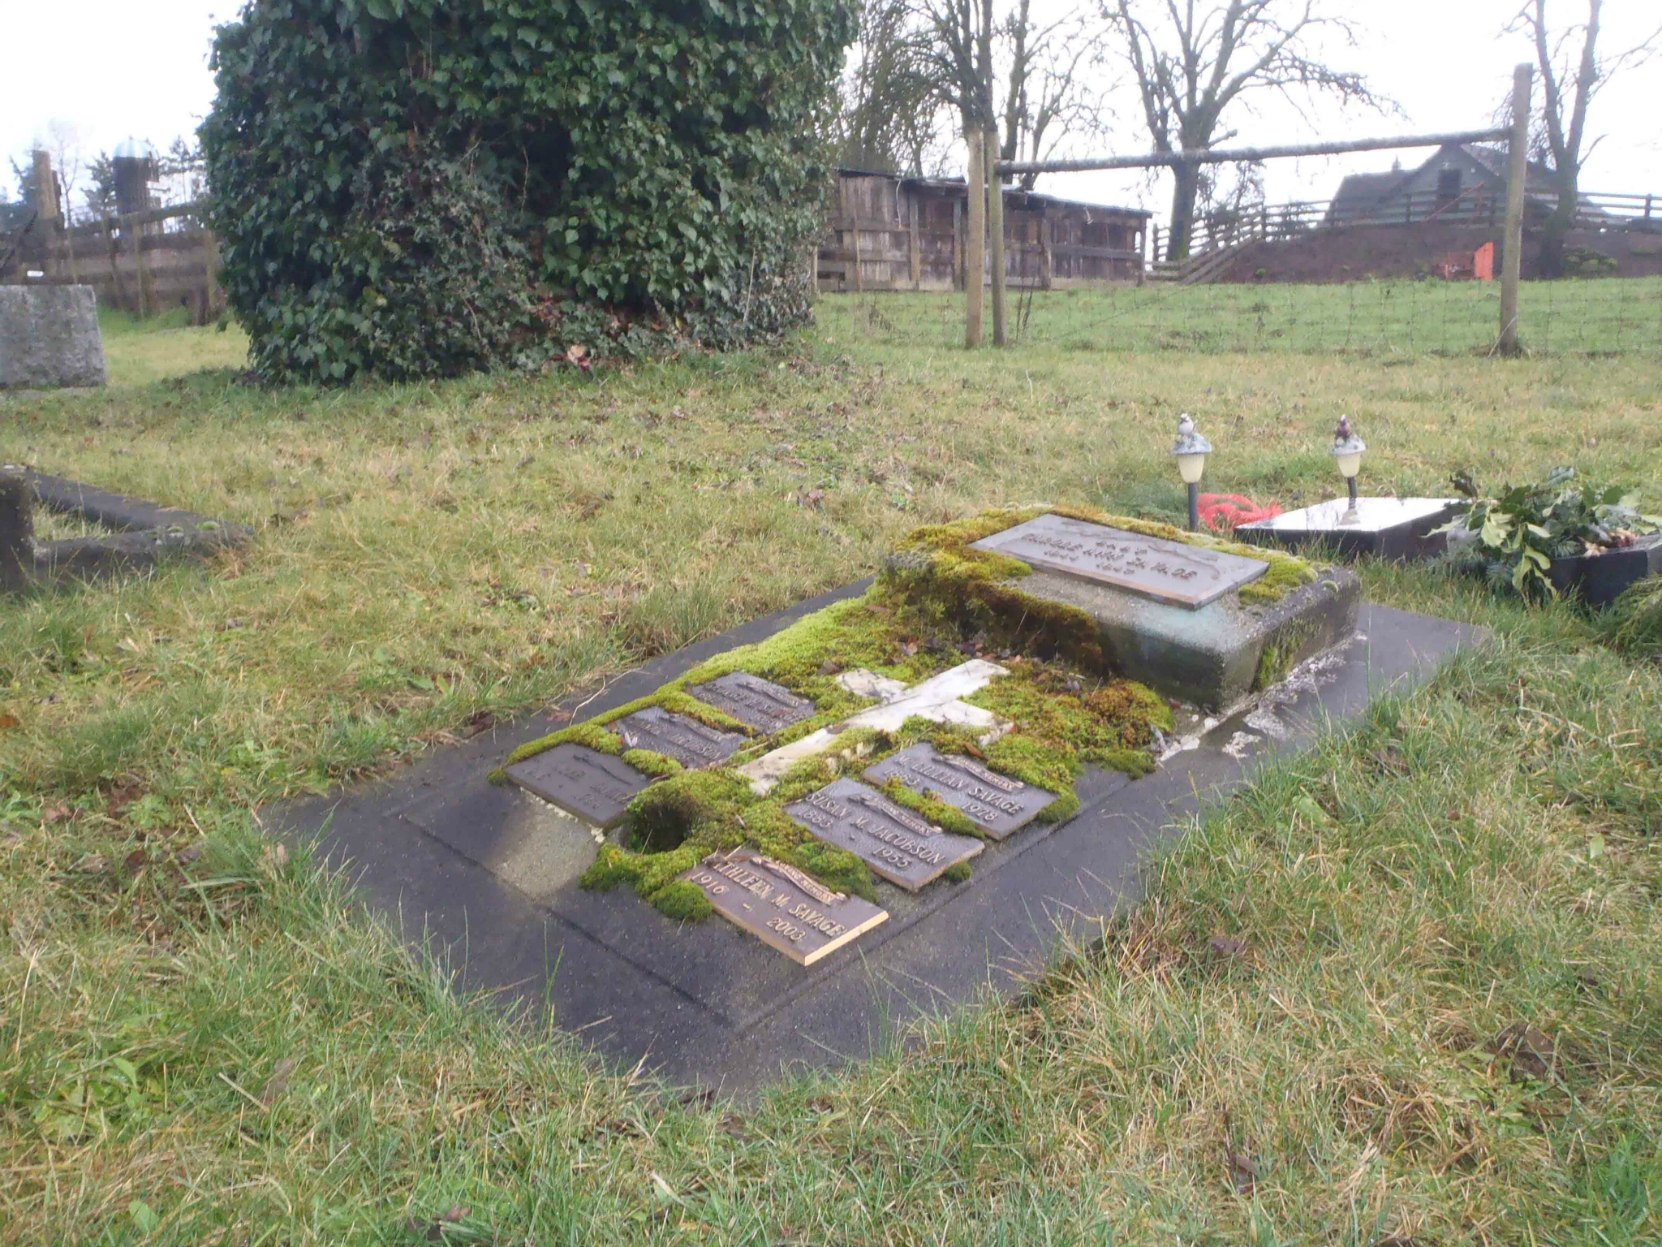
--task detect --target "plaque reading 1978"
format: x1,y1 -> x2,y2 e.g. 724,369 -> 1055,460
610,707 -> 744,769
864,744 -> 1057,840
680,848 -> 890,965
971,513 -> 1268,609
786,778 -> 983,892
688,672 -> 815,734
504,744 -> 653,827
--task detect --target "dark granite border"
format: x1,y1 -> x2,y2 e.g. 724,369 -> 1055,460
2,467 -> 250,588
266,585 -> 1485,1096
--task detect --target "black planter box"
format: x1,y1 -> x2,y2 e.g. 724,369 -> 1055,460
1236,497 -> 1459,563
1547,534 -> 1662,607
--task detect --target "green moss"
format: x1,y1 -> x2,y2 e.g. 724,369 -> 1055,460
1252,617 -> 1320,692
943,860 -> 974,883
649,880 -> 714,922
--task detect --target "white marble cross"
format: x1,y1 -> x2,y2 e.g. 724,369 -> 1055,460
737,659 -> 1012,794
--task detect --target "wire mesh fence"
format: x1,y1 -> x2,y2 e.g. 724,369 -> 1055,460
831,276 -> 1662,357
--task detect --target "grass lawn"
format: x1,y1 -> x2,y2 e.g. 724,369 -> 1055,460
1,283 -> 1659,1244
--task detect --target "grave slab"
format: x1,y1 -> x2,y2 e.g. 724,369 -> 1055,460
611,707 -> 744,769
1236,498 -> 1458,562
681,849 -> 890,965
503,744 -> 652,827
688,673 -> 815,734
267,581 -> 1485,1097
785,778 -> 984,891
864,744 -> 1057,839
970,515 -> 1360,709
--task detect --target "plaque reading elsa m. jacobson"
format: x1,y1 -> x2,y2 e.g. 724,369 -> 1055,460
679,848 -> 889,965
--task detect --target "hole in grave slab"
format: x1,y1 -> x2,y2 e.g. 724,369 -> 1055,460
617,790 -> 697,855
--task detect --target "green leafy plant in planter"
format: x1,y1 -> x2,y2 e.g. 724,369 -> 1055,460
1439,467 -> 1658,598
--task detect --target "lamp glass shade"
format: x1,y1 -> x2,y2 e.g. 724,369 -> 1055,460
1176,451 -> 1208,484
1334,449 -> 1363,479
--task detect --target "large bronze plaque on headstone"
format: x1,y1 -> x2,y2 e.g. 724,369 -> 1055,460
610,707 -> 744,769
971,513 -> 1268,609
688,672 -> 816,735
785,778 -> 984,892
680,848 -> 889,966
864,744 -> 1057,840
504,744 -> 653,827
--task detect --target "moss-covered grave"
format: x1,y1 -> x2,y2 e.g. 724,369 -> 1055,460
500,505 -> 1315,919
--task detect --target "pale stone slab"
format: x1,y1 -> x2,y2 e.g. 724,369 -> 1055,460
737,660 -> 1011,793
972,514 -> 1267,609
680,848 -> 889,965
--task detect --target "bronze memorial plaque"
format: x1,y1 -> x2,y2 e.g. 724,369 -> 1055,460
785,778 -> 984,892
504,744 -> 653,827
680,848 -> 890,966
610,707 -> 744,769
971,513 -> 1268,609
688,672 -> 816,734
864,744 -> 1057,841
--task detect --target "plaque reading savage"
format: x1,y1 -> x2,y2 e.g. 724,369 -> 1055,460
785,778 -> 983,892
610,707 -> 744,769
679,848 -> 889,966
864,744 -> 1057,840
971,513 -> 1268,609
688,672 -> 816,734
504,744 -> 653,827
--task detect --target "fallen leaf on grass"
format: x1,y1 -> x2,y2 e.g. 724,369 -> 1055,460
1209,935 -> 1247,960
1226,1148 -> 1258,1192
259,1057 -> 298,1106
0,713 -> 20,732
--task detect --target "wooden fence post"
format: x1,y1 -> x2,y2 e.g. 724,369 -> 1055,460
1498,62 -> 1531,356
986,133 -> 1007,346
851,217 -> 863,293
965,128 -> 985,348
1041,212 -> 1054,290
908,196 -> 921,290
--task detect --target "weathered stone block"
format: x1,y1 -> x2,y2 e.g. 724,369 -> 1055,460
0,468 -> 33,592
1011,562 -> 1361,709
0,286 -> 107,390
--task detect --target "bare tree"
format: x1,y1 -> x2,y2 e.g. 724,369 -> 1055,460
1512,0 -> 1660,277
833,0 -> 951,174
1106,0 -> 1382,260
997,1 -> 1110,190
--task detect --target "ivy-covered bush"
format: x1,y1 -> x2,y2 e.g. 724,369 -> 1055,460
201,0 -> 854,382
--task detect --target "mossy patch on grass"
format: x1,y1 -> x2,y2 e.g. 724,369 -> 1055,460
551,506 -> 1304,918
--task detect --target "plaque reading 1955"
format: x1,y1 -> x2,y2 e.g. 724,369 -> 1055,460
786,778 -> 983,892
971,513 -> 1267,609
679,848 -> 889,965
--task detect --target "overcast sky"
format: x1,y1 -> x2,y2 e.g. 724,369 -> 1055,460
2,0 -> 1659,219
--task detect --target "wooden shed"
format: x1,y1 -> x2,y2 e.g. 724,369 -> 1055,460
819,170 -> 1149,292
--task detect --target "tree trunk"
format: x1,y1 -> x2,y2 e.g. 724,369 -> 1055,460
1536,177 -> 1577,279
1166,160 -> 1201,262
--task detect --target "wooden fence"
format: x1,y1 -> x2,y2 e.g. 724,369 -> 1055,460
1176,186 -> 1659,261
0,203 -> 224,323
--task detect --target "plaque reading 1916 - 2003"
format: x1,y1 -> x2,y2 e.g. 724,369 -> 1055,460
971,513 -> 1268,609
504,744 -> 654,827
610,706 -> 744,769
785,778 -> 983,892
680,848 -> 890,965
687,672 -> 816,734
864,744 -> 1057,840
